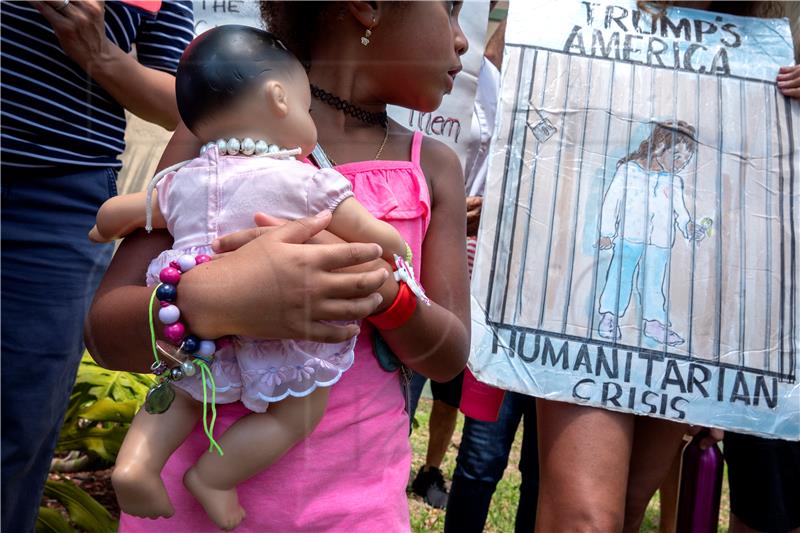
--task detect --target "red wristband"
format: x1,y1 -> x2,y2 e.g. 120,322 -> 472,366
367,283 -> 417,330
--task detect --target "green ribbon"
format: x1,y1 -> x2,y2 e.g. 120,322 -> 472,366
148,283 -> 223,456
195,358 -> 223,456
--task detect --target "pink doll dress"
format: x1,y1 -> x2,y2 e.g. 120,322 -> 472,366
145,146 -> 355,413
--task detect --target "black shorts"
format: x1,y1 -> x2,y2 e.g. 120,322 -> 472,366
430,370 -> 464,409
724,432 -> 800,533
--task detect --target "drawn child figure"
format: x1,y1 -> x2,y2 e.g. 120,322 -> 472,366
89,26 -> 412,530
597,120 -> 706,346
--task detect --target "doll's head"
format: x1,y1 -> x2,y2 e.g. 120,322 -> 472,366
176,25 -> 317,156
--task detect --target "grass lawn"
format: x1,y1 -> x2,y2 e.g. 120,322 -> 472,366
408,398 -> 730,532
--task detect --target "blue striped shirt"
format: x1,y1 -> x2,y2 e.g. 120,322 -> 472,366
0,1 -> 194,171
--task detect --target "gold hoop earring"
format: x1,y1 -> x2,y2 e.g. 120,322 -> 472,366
361,18 -> 375,46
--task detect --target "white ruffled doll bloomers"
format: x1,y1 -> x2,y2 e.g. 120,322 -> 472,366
145,146 -> 356,413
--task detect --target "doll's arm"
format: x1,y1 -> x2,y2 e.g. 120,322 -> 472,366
327,198 -> 408,263
89,191 -> 165,243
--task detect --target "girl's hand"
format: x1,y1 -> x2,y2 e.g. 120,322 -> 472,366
182,211 -> 388,341
777,65 -> 800,100
215,212 -> 399,314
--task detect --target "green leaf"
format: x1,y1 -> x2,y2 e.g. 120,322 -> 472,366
78,398 -> 139,424
35,507 -> 74,533
56,426 -> 128,463
42,480 -> 117,533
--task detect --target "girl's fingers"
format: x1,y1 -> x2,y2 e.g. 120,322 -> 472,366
302,322 -> 362,344
314,242 -> 383,271
321,269 -> 389,299
312,294 -> 384,322
253,211 -> 287,228
211,226 -> 272,252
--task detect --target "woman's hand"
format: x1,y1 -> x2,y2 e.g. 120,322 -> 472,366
777,65 -> 800,100
466,196 -> 483,237
33,1 -> 110,73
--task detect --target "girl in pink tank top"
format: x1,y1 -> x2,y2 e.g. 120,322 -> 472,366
94,27 -> 427,531
103,3 -> 471,532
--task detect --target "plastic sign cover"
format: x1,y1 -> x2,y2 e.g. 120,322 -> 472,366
470,0 -> 800,439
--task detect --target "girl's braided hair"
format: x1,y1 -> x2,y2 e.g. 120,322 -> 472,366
259,2 -> 345,68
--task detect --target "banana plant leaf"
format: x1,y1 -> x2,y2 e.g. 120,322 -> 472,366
42,480 -> 117,533
35,507 -> 73,533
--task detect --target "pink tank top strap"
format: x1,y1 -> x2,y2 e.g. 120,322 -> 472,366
410,130 -> 424,167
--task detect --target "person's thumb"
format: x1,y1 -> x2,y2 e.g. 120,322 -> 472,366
269,210 -> 332,244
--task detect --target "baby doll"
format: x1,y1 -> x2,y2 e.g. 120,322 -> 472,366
91,26 -> 414,530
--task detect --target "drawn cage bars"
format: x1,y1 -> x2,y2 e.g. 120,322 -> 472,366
483,45 -> 798,383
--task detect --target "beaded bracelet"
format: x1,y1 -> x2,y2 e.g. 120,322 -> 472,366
155,253 -> 216,355
144,253 -> 223,455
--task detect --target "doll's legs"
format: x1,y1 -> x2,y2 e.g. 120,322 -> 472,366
184,386 -> 329,531
112,388 -> 202,518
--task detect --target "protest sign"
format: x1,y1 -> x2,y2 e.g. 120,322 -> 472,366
470,0 -> 800,439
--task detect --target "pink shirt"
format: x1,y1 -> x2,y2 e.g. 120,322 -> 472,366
121,132 -> 431,532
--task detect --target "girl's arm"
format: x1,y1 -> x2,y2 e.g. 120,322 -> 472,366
85,123 -> 388,372
377,139 -> 471,382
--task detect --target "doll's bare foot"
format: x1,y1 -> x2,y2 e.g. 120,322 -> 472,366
111,464 -> 174,518
184,466 -> 246,531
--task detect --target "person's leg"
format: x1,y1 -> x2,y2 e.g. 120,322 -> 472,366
424,400 -> 459,468
444,392 -> 523,533
514,394 -> 539,533
185,387 -> 329,531
535,399 -> 634,532
411,372 -> 463,509
657,440 -> 685,533
408,371 -> 428,423
1,169 -> 115,533
621,417 -> 688,532
724,432 -> 800,533
112,389 -> 202,518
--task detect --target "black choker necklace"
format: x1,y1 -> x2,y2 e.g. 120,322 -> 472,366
310,84 -> 388,127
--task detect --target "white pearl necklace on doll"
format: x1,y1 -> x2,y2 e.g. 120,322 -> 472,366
144,138 -> 302,232
200,137 -> 300,158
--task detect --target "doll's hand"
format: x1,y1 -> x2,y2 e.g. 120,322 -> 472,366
777,65 -> 800,100
182,211 -> 388,342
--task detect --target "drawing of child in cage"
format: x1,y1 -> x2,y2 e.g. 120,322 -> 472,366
596,120 -> 709,346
